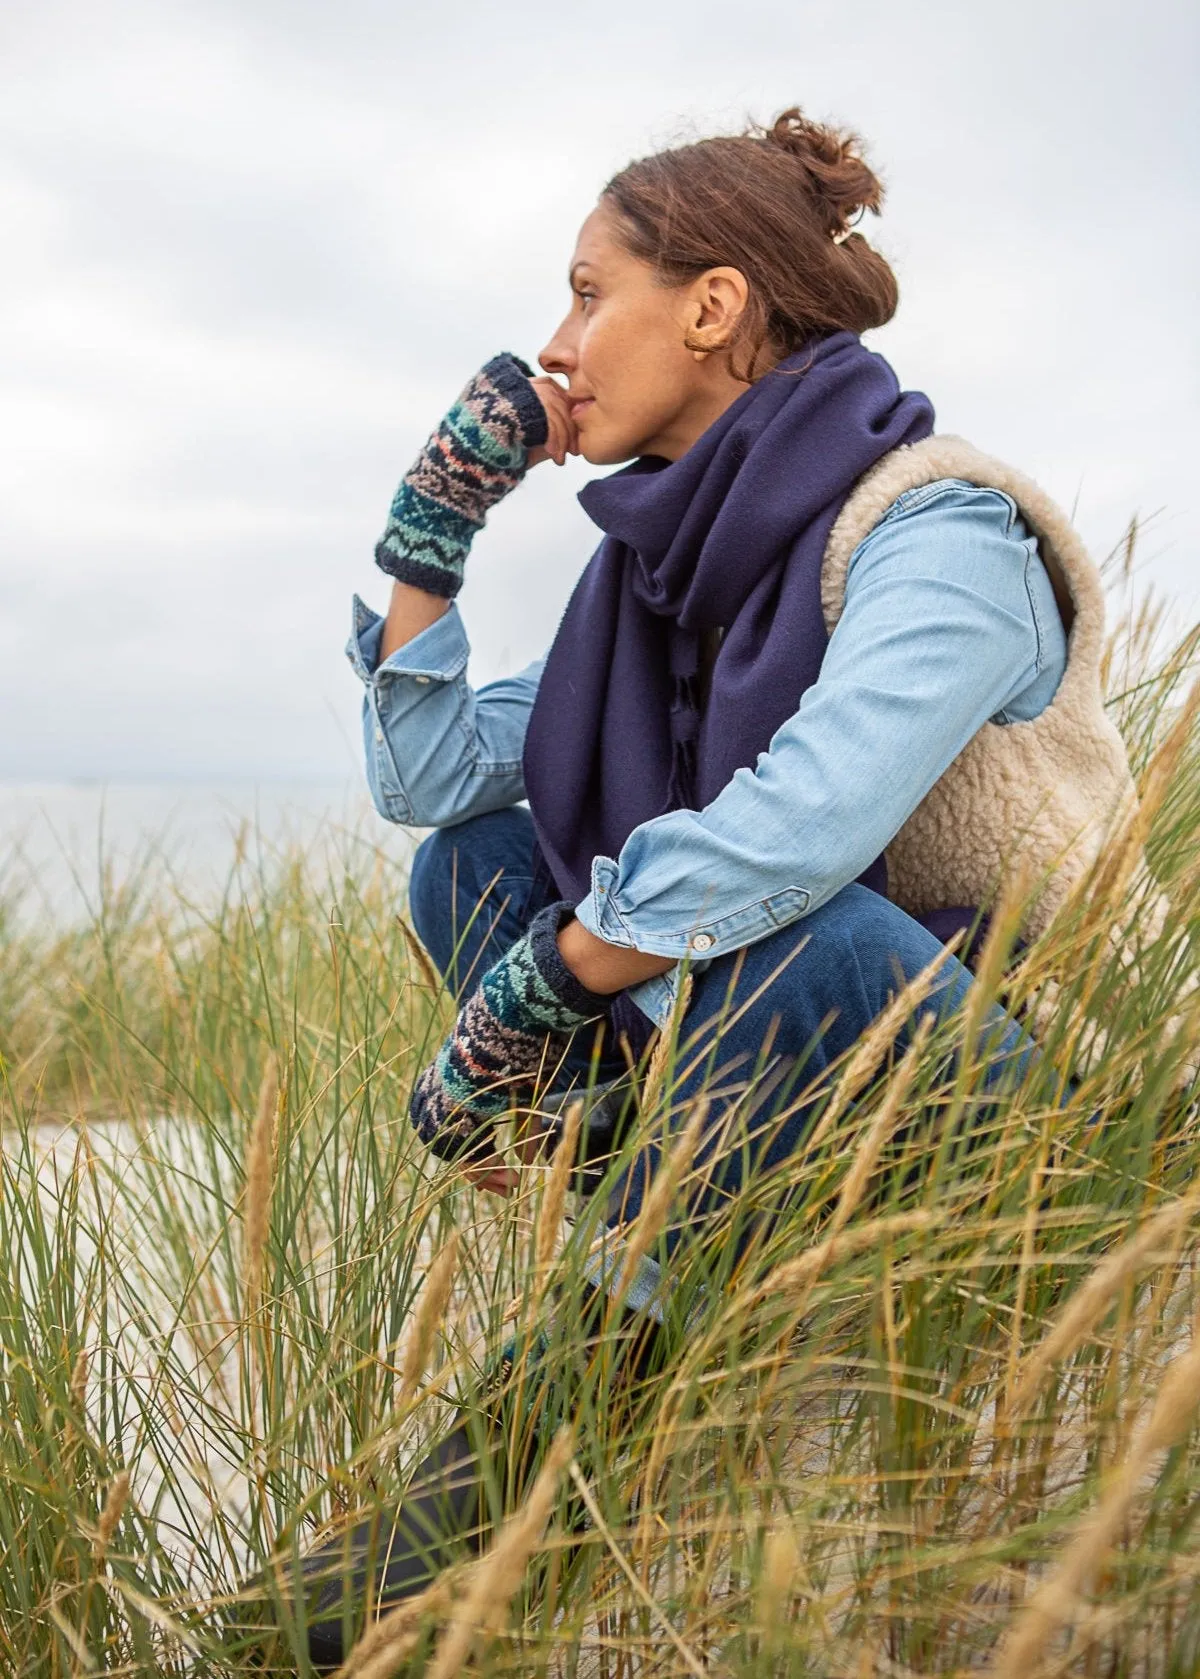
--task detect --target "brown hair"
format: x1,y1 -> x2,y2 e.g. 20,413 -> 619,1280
602,108 -> 898,381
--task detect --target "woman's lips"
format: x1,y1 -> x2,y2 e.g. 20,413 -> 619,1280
569,397 -> 595,420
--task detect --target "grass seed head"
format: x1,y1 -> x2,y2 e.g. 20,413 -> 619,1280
644,971 -> 695,1108
397,915 -> 443,996
397,1231 -> 460,1408
335,1566 -> 461,1679
534,1097 -> 583,1289
997,1328 -> 1200,1675
93,1469 -> 130,1561
758,1520 -> 800,1637
1007,1189 -> 1200,1422
607,1098 -> 709,1317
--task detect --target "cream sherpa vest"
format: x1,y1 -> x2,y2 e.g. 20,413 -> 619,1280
820,436 -> 1136,942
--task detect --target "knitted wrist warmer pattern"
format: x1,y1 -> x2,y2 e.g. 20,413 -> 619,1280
375,353 -> 549,599
410,902 -> 611,1163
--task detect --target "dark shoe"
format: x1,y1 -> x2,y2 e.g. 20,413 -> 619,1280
231,1265 -> 663,1669
230,1336 -> 550,1671
297,1283 -> 667,1666
300,1408 -> 490,1670
221,1425 -> 484,1672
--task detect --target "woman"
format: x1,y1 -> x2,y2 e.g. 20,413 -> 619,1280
295,108 -> 1135,1662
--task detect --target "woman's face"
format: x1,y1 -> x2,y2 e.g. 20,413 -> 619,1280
538,201 -> 753,465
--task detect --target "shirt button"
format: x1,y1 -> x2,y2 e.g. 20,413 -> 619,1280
690,932 -> 715,953
414,675 -> 430,685
375,728 -> 384,743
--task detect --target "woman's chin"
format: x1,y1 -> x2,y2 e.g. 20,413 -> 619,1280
579,434 -> 644,468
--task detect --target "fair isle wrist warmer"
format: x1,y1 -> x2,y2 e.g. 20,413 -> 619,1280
375,353 -> 549,599
410,902 -> 612,1164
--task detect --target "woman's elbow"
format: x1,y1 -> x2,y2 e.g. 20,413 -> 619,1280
364,768 -> 413,825
363,761 -> 480,830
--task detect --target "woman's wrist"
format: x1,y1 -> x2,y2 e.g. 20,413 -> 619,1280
374,353 -> 549,599
379,581 -> 452,663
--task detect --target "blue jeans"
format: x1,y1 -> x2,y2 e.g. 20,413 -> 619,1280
409,808 -> 1035,1256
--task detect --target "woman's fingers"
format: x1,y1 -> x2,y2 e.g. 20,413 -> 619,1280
511,1113 -> 552,1166
463,1161 -> 520,1195
530,390 -> 569,467
461,1115 -> 551,1193
527,376 -> 580,467
459,1146 -> 520,1195
537,410 -> 565,468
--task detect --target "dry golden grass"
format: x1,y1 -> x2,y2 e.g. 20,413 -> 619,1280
0,570 -> 1196,1675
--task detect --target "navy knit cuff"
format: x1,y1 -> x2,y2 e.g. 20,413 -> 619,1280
423,1118 -> 498,1167
526,901 -> 614,1020
483,353 -> 550,452
374,545 -> 463,598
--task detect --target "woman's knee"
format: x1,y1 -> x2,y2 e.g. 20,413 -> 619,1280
685,885 -> 964,1067
407,807 -> 538,982
792,884 -> 969,1009
407,829 -> 453,954
692,884 -> 903,1001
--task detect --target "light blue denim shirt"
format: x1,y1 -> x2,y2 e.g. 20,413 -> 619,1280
346,479 -> 1067,1025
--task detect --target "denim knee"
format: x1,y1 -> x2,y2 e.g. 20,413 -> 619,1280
408,810 -> 531,944
702,885 -> 918,1005
406,808 -> 540,987
407,829 -> 451,956
683,885 -> 967,1085
802,884 -> 966,1006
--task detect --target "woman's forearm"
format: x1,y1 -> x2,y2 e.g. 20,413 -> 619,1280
380,580 -> 451,662
556,916 -> 674,994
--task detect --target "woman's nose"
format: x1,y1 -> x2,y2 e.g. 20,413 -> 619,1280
537,318 -> 575,378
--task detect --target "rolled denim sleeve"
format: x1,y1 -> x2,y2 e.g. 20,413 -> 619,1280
346,595 -> 542,826
575,482 -> 1063,965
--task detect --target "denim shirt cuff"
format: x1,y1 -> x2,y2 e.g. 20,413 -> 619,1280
575,856 -> 703,1031
575,855 -> 634,946
625,969 -> 687,1031
576,853 -> 809,964
345,594 -> 470,685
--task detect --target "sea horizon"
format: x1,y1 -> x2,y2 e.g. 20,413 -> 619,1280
0,776 -> 417,926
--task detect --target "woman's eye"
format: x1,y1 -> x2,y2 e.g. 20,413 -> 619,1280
577,290 -> 596,310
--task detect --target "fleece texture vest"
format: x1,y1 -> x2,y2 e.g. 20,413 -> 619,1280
822,435 -> 1136,940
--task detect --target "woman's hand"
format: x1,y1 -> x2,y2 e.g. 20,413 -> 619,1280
526,376 -> 582,468
461,1112 -> 553,1196
409,901 -> 611,1176
461,1153 -> 521,1196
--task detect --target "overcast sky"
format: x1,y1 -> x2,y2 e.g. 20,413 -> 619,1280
2,0 -> 1196,783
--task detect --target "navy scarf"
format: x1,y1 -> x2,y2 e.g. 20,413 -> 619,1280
522,331 -> 935,909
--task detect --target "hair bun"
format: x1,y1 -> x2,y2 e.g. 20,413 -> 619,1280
602,106 -> 900,374
760,107 -> 884,239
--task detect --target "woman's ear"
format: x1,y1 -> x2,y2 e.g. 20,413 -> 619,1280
682,266 -> 750,356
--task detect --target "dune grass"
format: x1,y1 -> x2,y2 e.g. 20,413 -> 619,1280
1,572 -> 1197,1677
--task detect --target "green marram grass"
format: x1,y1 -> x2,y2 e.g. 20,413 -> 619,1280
1,552 -> 1198,1677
